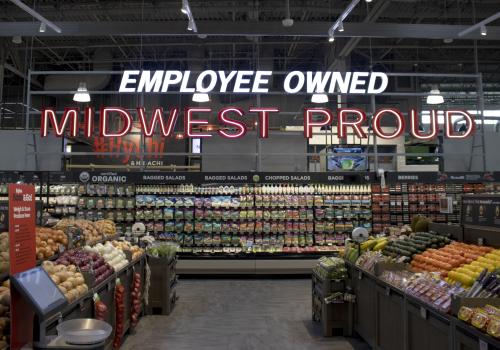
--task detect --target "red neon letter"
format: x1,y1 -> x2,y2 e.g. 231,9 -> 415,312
249,107 -> 279,138
184,107 -> 212,138
303,108 -> 333,138
372,108 -> 405,139
99,107 -> 133,137
445,110 -> 475,139
338,108 -> 367,139
40,108 -> 79,137
83,107 -> 93,137
137,107 -> 178,137
217,107 -> 247,139
410,109 -> 438,140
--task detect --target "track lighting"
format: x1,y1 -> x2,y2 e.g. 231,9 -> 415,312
181,0 -> 198,32
366,0 -> 373,2
181,0 -> 188,14
338,22 -> 344,32
39,22 -> 46,33
328,35 -> 334,42
12,36 -> 22,44
481,25 -> 487,36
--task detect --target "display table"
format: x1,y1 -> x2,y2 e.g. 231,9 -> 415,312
345,262 -> 500,350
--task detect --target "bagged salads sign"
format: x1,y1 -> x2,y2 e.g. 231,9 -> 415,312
40,70 -> 475,140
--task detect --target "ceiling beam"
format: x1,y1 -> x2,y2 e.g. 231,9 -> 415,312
0,21 -> 500,39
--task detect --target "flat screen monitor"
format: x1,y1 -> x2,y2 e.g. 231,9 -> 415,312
327,147 -> 367,171
11,266 -> 67,317
192,138 -> 201,154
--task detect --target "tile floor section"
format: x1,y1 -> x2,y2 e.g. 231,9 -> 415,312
122,279 -> 371,350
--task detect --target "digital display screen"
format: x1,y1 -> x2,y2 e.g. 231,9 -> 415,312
327,147 -> 367,171
12,267 -> 67,316
192,138 -> 201,154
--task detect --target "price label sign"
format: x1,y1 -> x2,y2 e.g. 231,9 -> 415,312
420,306 -> 427,319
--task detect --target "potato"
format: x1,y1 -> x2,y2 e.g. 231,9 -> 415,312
61,281 -> 72,290
0,293 -> 10,306
67,265 -> 77,273
68,289 -> 79,301
64,292 -> 72,302
50,275 -> 61,285
76,284 -> 88,296
58,286 -> 67,294
75,277 -> 85,286
66,277 -> 76,287
76,284 -> 89,296
74,272 -> 83,279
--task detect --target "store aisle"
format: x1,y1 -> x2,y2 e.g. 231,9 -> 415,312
122,279 -> 370,350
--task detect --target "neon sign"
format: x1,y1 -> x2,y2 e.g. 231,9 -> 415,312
40,106 -> 475,140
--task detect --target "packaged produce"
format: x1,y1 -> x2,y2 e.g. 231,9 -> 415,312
110,240 -> 144,260
313,256 -> 347,280
94,219 -> 117,238
113,279 -> 125,349
0,233 -> 9,274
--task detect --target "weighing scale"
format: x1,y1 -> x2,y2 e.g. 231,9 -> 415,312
11,267 -> 109,350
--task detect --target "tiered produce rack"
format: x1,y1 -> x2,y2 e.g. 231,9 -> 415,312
0,170 -> 499,275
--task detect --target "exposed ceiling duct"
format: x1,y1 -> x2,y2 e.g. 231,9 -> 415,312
43,50 -> 113,92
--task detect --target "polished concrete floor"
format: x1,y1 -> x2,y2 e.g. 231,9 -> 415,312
122,279 -> 371,350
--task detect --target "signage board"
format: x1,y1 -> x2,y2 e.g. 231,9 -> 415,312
462,195 -> 500,228
8,183 -> 36,350
61,171 -> 376,185
387,172 -> 498,183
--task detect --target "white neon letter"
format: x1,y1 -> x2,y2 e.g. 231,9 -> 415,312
137,107 -> 179,137
338,109 -> 367,139
100,107 -> 133,137
303,108 -> 333,138
184,107 -> 212,138
445,110 -> 475,139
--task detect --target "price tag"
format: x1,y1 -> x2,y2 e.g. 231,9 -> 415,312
420,306 -> 427,319
358,271 -> 362,280
479,339 -> 488,350
385,286 -> 390,296
477,238 -> 484,246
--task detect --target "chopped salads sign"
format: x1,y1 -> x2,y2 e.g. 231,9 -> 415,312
40,70 -> 475,140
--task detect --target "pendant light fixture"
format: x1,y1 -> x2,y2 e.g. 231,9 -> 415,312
426,85 -> 444,105
73,82 -> 91,102
311,93 -> 329,103
192,93 -> 210,102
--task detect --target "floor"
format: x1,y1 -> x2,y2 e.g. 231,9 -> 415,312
122,279 -> 371,350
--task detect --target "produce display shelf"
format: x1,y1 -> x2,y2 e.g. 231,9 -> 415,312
344,261 -> 500,350
454,319 -> 500,349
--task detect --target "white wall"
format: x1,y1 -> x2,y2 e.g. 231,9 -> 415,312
0,130 -> 62,171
